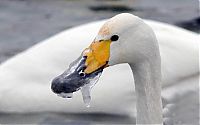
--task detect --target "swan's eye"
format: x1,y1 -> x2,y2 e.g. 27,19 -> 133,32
110,35 -> 119,41
79,70 -> 86,77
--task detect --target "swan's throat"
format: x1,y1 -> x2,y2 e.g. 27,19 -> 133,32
130,59 -> 163,124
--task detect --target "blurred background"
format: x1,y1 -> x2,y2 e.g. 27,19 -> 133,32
0,0 -> 199,124
0,0 -> 199,64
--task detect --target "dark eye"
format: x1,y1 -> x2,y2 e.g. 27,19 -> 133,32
110,35 -> 119,41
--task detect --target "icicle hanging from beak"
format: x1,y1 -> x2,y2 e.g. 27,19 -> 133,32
80,71 -> 102,107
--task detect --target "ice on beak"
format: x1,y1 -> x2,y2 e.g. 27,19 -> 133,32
52,53 -> 103,107
80,71 -> 102,107
58,92 -> 73,99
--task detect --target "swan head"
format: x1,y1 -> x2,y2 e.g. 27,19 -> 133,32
51,13 -> 158,97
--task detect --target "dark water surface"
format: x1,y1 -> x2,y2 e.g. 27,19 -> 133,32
0,112 -> 135,124
0,0 -> 199,63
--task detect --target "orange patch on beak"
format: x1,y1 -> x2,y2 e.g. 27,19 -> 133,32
83,40 -> 111,74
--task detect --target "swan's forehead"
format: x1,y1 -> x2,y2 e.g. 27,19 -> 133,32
97,13 -> 137,39
98,22 -> 110,36
95,23 -> 112,41
97,19 -> 120,39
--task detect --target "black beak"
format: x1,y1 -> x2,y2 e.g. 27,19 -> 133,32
51,55 -> 104,96
51,76 -> 80,94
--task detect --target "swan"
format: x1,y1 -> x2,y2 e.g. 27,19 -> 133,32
52,13 -> 163,124
0,13 -> 198,124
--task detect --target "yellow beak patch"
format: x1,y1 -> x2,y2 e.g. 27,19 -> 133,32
83,40 -> 111,74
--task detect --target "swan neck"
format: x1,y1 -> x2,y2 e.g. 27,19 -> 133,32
130,58 -> 163,124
